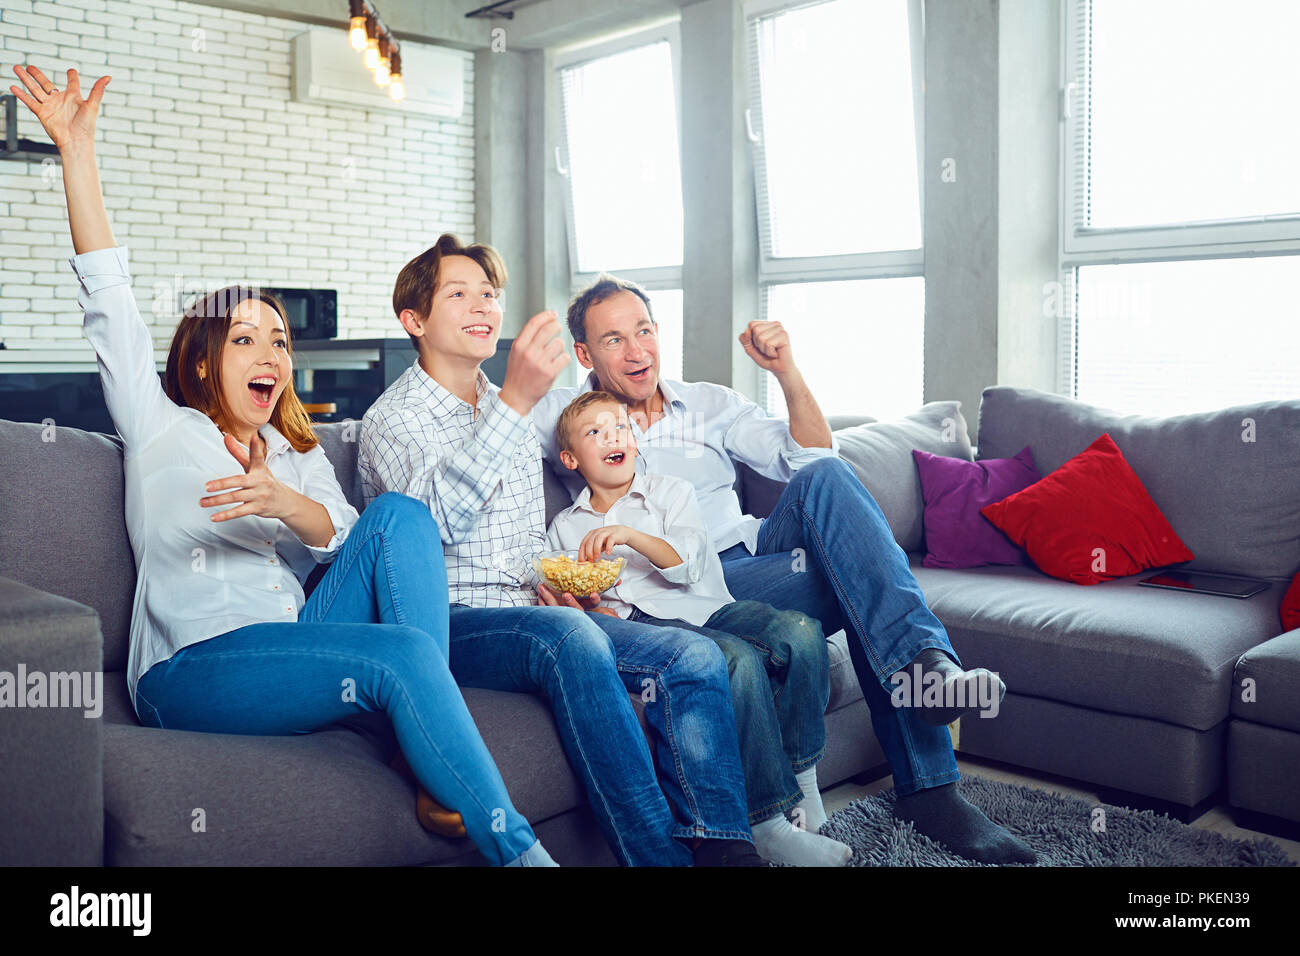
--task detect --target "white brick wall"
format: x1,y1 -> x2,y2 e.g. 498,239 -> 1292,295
0,0 -> 475,357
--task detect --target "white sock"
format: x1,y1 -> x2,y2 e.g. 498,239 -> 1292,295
505,839 -> 559,867
792,765 -> 828,833
751,816 -> 852,867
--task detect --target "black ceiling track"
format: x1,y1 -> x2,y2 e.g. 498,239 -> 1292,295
465,1 -> 519,19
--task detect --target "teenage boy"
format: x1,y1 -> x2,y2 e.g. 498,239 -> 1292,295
532,275 -> 1035,865
547,390 -> 854,866
358,236 -> 759,867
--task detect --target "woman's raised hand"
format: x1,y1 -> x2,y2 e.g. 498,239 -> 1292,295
9,64 -> 110,152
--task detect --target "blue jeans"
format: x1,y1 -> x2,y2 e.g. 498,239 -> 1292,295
628,600 -> 828,825
719,456 -> 962,797
446,605 -> 753,866
134,493 -> 539,866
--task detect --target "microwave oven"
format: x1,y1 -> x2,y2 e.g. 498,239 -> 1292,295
262,287 -> 337,340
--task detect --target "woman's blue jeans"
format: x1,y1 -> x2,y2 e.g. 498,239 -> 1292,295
134,492 -> 539,866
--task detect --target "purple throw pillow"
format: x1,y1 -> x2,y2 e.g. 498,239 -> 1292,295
912,446 -> 1041,569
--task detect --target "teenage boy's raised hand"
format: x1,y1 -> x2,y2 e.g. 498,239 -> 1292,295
498,310 -> 569,417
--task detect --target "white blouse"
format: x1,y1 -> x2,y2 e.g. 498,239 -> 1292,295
70,246 -> 359,711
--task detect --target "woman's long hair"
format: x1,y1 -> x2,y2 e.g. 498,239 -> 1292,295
163,286 -> 319,453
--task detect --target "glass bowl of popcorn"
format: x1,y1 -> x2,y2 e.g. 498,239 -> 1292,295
534,551 -> 625,598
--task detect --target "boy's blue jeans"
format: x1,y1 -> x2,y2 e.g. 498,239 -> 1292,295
628,599 -> 828,825
447,605 -> 754,866
718,456 -> 963,797
134,493 -> 539,866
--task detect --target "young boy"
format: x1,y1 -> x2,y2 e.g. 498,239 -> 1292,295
547,390 -> 854,867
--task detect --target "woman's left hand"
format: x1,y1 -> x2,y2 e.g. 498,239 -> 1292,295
200,433 -> 297,522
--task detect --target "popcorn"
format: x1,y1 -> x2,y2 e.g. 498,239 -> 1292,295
534,553 -> 624,597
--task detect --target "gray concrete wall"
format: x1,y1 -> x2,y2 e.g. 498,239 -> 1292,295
475,48 -> 532,328
996,0 -> 1060,395
923,0 -> 999,436
680,0 -> 759,390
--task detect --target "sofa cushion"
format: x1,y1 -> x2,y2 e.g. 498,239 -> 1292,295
313,421 -> 364,513
1231,629 -> 1300,734
908,556 -> 1287,731
832,402 -> 974,551
101,671 -> 601,866
981,433 -> 1194,585
913,445 -> 1039,569
0,419 -> 135,673
825,629 -> 866,713
976,387 -> 1300,580
1282,572 -> 1300,632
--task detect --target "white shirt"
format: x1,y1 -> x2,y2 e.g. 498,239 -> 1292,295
358,360 -> 545,608
533,373 -> 840,554
545,472 -> 734,627
70,246 -> 358,711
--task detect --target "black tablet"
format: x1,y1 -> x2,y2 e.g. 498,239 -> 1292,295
1137,570 -> 1270,599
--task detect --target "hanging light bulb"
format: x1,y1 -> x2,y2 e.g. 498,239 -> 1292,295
348,0 -> 367,51
389,50 -> 405,101
375,36 -> 391,87
363,14 -> 380,70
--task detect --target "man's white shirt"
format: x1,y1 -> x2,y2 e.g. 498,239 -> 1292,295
533,372 -> 840,554
545,472 -> 734,627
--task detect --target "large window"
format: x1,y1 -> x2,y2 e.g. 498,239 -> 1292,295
1062,0 -> 1300,414
556,24 -> 685,381
746,0 -> 925,417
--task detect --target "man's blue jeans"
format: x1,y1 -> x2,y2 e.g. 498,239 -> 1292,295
446,605 -> 753,866
134,493 -> 540,866
719,456 -> 962,797
627,600 -> 828,825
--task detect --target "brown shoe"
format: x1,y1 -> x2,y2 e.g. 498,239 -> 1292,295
389,749 -> 468,838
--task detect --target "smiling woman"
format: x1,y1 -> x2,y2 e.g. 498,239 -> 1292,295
162,285 -> 319,454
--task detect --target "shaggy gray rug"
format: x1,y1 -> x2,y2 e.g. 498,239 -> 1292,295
816,776 -> 1295,866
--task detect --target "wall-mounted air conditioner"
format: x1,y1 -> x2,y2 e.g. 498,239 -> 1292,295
290,27 -> 464,118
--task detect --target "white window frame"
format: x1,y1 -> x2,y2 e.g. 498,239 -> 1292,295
553,20 -> 684,297
744,0 -> 926,410
1057,0 -> 1300,400
1060,0 -> 1300,265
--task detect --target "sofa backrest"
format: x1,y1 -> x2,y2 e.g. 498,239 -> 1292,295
0,419 -> 136,674
976,387 -> 1300,581
0,407 -> 879,675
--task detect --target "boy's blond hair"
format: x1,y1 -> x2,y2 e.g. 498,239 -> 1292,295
556,390 -> 624,453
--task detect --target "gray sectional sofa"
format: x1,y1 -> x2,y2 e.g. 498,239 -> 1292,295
2,385 -> 1297,865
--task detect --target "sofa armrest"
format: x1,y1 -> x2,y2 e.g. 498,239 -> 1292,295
0,576 -> 104,865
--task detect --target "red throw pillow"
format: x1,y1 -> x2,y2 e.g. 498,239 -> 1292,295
1282,572 -> 1300,631
980,433 -> 1193,585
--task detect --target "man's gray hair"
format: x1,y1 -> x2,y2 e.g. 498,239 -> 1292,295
565,274 -> 654,344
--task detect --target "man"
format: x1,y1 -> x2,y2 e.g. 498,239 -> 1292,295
533,274 -> 1036,864
358,236 -> 760,866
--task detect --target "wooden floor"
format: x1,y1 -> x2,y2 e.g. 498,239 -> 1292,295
820,753 -> 1300,865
